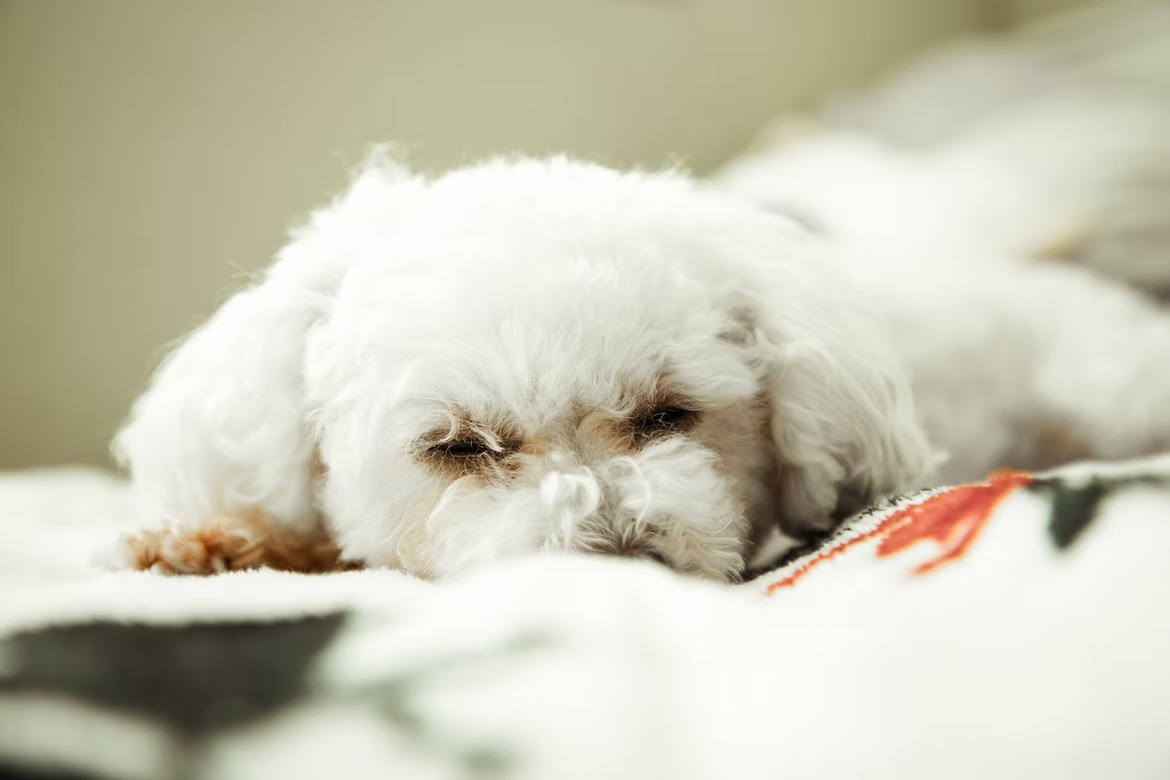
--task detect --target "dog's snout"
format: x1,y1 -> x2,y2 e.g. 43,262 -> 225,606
538,467 -> 605,551
539,468 -> 602,517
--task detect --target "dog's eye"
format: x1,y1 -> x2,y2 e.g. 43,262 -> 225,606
638,405 -> 699,436
431,440 -> 491,458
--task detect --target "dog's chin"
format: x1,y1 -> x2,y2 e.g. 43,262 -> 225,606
371,438 -> 750,582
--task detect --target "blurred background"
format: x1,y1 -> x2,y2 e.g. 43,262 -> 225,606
0,0 -> 1087,468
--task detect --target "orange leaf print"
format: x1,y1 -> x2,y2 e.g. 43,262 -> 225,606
766,471 -> 1034,593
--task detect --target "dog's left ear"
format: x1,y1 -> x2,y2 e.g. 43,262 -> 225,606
727,217 -> 935,537
114,150 -> 423,531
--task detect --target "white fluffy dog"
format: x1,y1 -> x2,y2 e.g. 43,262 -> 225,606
115,155 -> 931,581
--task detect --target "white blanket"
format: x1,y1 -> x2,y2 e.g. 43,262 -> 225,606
1,459 -> 1168,779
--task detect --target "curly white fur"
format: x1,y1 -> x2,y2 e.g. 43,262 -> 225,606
115,154 -> 930,580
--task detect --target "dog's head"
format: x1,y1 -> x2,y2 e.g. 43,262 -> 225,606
116,154 -> 930,580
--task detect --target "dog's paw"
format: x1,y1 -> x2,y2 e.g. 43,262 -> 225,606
120,516 -> 356,576
120,518 -> 267,575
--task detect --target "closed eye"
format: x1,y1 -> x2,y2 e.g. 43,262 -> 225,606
430,439 -> 492,458
637,405 -> 700,437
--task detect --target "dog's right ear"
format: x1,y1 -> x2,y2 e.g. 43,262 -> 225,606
114,151 -> 423,532
709,204 -> 935,539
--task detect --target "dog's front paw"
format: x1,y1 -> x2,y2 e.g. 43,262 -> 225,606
120,515 -> 355,575
120,518 -> 268,575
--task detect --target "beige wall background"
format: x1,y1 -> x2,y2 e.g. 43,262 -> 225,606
0,0 -> 1085,468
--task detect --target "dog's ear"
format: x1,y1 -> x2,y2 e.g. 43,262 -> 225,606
729,217 -> 935,537
114,152 -> 422,530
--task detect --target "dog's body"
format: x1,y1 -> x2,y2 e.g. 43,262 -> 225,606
716,12 -> 1170,488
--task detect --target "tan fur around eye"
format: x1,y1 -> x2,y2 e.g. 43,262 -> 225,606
625,387 -> 702,442
417,411 -> 514,471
